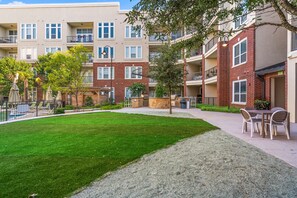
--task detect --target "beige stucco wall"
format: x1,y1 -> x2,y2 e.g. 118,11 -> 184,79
0,3 -> 148,62
205,84 -> 217,97
204,58 -> 217,70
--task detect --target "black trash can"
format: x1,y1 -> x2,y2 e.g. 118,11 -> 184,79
180,98 -> 187,109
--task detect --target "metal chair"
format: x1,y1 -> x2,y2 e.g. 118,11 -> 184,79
240,109 -> 262,138
265,110 -> 290,140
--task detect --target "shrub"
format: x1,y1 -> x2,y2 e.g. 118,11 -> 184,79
84,96 -> 94,107
54,108 -> 65,114
64,105 -> 74,110
155,84 -> 165,98
254,99 -> 270,110
94,104 -> 101,108
129,82 -> 146,97
100,104 -> 123,110
197,104 -> 240,113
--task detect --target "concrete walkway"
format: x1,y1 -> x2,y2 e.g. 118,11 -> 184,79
115,107 -> 297,168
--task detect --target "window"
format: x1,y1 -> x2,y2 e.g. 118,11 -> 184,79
98,22 -> 114,39
234,0 -> 248,29
125,87 -> 132,99
45,47 -> 61,54
125,46 -> 142,59
233,39 -> 247,66
98,46 -> 115,59
97,67 -> 114,79
233,80 -> 247,103
125,66 -> 142,79
292,32 -> 297,51
76,29 -> 93,42
125,25 -> 141,38
21,24 -> 37,40
45,23 -> 61,39
8,30 -> 17,42
21,48 -> 37,60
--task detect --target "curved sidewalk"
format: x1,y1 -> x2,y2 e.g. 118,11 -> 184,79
114,107 -> 297,168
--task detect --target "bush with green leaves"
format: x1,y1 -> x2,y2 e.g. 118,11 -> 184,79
54,108 -> 65,114
129,82 -> 146,97
197,104 -> 240,113
64,105 -> 74,110
84,96 -> 94,107
100,104 -> 123,110
254,99 -> 270,110
155,84 -> 165,98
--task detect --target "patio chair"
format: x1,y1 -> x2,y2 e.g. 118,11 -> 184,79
244,107 -> 260,133
240,109 -> 262,138
271,107 -> 285,112
29,102 -> 36,110
265,110 -> 290,140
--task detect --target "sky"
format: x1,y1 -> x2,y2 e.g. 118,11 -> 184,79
0,0 -> 139,10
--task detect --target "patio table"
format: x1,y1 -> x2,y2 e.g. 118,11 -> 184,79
247,109 -> 290,138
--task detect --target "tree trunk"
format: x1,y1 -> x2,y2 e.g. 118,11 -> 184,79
169,86 -> 172,114
75,89 -> 79,109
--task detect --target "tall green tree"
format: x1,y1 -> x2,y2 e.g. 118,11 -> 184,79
127,0 -> 297,50
36,45 -> 90,108
150,44 -> 183,114
0,57 -> 34,98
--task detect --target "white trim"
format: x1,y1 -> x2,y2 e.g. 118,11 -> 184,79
97,22 -> 115,39
97,67 -> 115,80
124,45 -> 142,59
97,46 -> 115,59
45,47 -> 62,54
45,23 -> 62,40
124,25 -> 142,39
232,79 -> 247,104
232,38 -> 247,67
124,66 -> 142,79
20,23 -> 37,40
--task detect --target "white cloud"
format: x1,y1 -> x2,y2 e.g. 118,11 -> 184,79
8,1 -> 25,5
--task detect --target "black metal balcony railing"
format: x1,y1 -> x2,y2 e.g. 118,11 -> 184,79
204,97 -> 218,106
0,55 -> 17,59
205,66 -> 217,79
149,35 -> 168,42
205,37 -> 218,53
67,35 -> 93,43
186,27 -> 197,35
171,31 -> 184,40
83,76 -> 93,84
0,37 -> 17,43
189,47 -> 203,57
191,72 -> 202,81
149,52 -> 161,62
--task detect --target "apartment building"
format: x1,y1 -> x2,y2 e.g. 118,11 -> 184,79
169,3 -> 287,111
0,2 -> 150,104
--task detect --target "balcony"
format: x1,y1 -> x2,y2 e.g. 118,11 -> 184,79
189,47 -> 203,57
67,35 -> 93,44
149,52 -> 161,62
149,78 -> 157,87
171,31 -> 184,40
149,35 -> 168,42
205,66 -> 217,79
205,37 -> 218,53
0,36 -> 17,44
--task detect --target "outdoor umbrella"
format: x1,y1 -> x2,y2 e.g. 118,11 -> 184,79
8,83 -> 21,104
45,86 -> 53,102
56,91 -> 62,101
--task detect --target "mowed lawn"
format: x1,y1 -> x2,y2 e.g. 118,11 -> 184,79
0,112 -> 217,197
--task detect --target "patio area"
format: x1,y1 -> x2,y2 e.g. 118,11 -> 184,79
115,107 -> 297,168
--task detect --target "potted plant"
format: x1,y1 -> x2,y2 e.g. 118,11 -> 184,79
129,82 -> 146,108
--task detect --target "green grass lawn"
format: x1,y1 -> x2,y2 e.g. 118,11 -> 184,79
0,112 -> 216,198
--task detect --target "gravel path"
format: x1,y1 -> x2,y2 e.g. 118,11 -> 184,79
72,130 -> 297,198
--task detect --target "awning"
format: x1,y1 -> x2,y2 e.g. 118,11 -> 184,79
255,62 -> 285,76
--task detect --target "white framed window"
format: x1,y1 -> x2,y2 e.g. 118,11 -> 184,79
45,23 -> 61,39
98,22 -> 114,39
125,66 -> 142,79
233,38 -> 247,66
234,0 -> 248,29
45,47 -> 61,54
125,87 -> 132,99
109,87 -> 115,102
21,24 -> 37,40
21,48 -> 37,60
98,46 -> 115,59
125,46 -> 142,59
232,80 -> 247,104
76,29 -> 93,42
97,67 -> 114,80
125,25 -> 142,38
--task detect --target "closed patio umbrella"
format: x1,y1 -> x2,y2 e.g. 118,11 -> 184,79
8,83 -> 21,104
45,86 -> 53,102
56,91 -> 62,101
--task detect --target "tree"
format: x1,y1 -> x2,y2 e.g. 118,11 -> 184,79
129,82 -> 146,97
0,57 -> 34,98
36,45 -> 90,108
150,44 -> 183,114
127,0 -> 297,50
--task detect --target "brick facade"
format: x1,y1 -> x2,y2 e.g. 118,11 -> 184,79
93,62 -> 149,103
217,42 -> 229,106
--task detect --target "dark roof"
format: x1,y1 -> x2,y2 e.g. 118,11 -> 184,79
255,62 -> 285,76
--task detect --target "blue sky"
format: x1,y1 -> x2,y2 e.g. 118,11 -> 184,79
0,0 -> 139,10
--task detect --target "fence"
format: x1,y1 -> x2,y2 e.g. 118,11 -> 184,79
0,100 -> 62,123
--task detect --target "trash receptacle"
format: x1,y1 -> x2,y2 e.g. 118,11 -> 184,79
186,100 -> 190,109
180,98 -> 187,109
